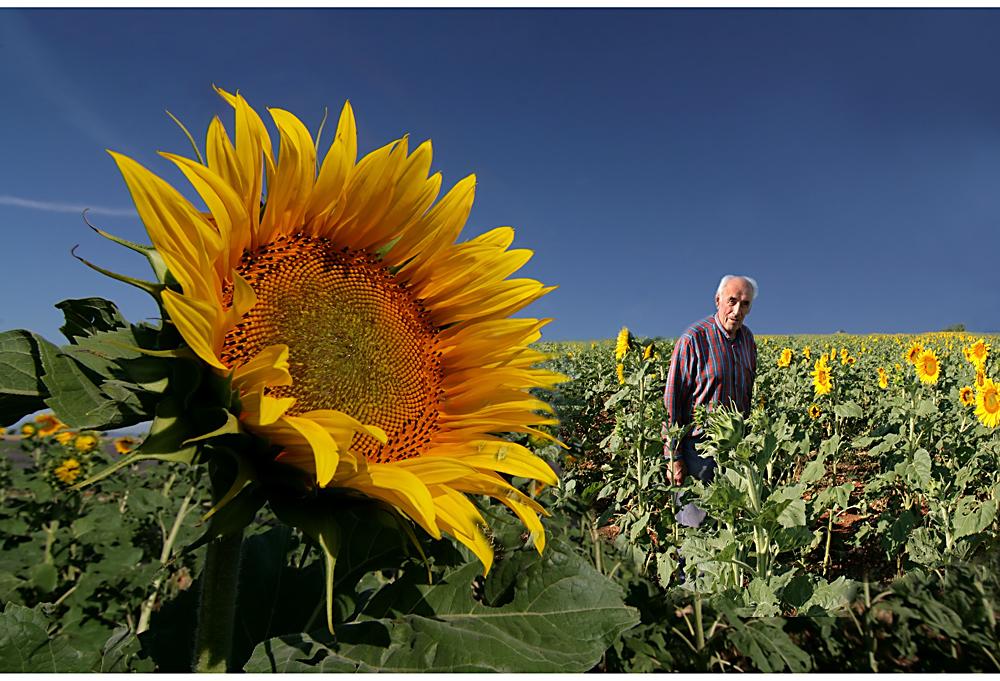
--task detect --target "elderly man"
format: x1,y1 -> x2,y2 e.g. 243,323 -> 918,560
664,274 -> 758,527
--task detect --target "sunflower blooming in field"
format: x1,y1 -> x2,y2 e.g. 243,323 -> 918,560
914,349 -> 941,385
959,386 -> 975,407
615,326 -> 630,361
975,377 -> 999,429
110,87 -> 564,570
809,405 -> 821,419
811,358 -> 833,395
777,348 -> 792,367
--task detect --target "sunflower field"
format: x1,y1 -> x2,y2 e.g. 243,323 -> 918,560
1,88 -> 999,672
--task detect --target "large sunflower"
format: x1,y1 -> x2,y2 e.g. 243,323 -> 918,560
914,349 -> 940,384
111,88 -> 563,571
975,376 -> 1000,429
811,359 -> 833,395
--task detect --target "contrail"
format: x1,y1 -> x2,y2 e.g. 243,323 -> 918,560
0,195 -> 136,217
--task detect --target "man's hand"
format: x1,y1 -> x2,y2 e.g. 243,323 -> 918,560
671,457 -> 688,486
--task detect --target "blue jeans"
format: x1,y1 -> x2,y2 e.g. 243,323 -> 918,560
674,435 -> 716,528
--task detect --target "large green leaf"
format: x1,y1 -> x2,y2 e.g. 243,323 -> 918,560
0,603 -> 99,673
244,536 -> 639,672
0,330 -> 48,426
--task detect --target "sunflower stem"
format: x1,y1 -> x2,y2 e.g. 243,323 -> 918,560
193,530 -> 244,672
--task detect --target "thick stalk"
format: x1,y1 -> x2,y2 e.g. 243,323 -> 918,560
823,509 -> 835,577
193,530 -> 244,672
138,485 -> 196,634
693,595 -> 705,650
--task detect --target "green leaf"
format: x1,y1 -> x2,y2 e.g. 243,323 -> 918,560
833,401 -> 863,419
0,603 -> 99,672
726,617 -> 811,672
28,563 -> 58,594
0,330 -> 48,426
244,535 -> 639,672
953,497 -> 997,541
55,297 -> 127,344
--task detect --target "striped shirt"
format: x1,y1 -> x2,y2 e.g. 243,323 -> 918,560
663,313 -> 757,456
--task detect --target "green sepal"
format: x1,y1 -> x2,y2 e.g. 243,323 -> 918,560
85,222 -> 176,287
99,339 -> 197,361
71,246 -> 165,302
183,411 -> 242,447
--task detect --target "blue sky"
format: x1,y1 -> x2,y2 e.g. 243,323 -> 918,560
2,7 -> 999,347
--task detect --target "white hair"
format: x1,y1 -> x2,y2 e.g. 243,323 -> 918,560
717,275 -> 758,301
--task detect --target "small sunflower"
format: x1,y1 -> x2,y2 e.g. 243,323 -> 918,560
20,423 -> 36,438
975,376 -> 1000,429
53,458 -> 83,486
110,88 -> 563,572
959,386 -> 975,407
615,326 -> 630,361
616,363 -> 625,384
877,366 -> 886,375
777,348 -> 792,368
809,405 -> 821,419
811,361 -> 833,395
914,349 -> 940,384
976,370 -> 987,389
969,339 -> 990,368
55,431 -> 75,445
905,342 -> 923,364
35,413 -> 66,437
840,349 -> 849,360
803,345 -> 811,360
642,343 -> 653,361
114,437 -> 137,454
846,356 -> 856,365
878,374 -> 888,389
73,433 -> 99,453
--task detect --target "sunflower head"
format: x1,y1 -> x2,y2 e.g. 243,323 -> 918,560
35,413 -> 66,437
803,345 -> 811,359
777,348 -> 792,367
906,343 -> 923,364
878,373 -> 889,389
106,88 -> 564,603
73,433 -> 100,453
114,437 -> 137,454
975,377 -> 1000,429
642,343 -> 654,361
811,361 -> 833,395
914,349 -> 940,384
55,431 -> 75,445
809,405 -> 821,419
959,386 -> 975,407
969,339 -> 990,368
616,363 -> 625,385
20,423 -> 36,438
615,327 -> 630,361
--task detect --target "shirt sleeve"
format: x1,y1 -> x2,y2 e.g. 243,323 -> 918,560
663,335 -> 694,457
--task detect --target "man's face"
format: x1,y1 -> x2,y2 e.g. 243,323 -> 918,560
715,278 -> 753,335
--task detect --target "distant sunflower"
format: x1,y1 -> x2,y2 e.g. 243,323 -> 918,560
74,433 -> 99,453
53,458 -> 83,486
615,327 -> 630,361
811,361 -> 833,395
975,377 -> 1000,429
114,437 -> 136,454
616,363 -> 625,384
840,349 -> 849,360
20,423 -> 36,438
809,405 -> 821,419
35,413 -> 65,437
777,348 -> 792,368
905,342 -> 923,364
976,370 -> 987,389
55,431 -> 75,445
803,346 -> 811,360
877,366 -> 886,375
959,386 -> 975,407
642,343 -> 653,361
914,349 -> 940,384
969,339 -> 990,369
111,88 -> 563,570
878,374 -> 888,389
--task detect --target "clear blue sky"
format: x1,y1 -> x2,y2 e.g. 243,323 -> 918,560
2,7 -> 999,346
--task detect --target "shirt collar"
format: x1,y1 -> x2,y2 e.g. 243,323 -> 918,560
713,312 -> 743,342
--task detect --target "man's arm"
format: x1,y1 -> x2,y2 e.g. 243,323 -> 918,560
663,336 -> 694,459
